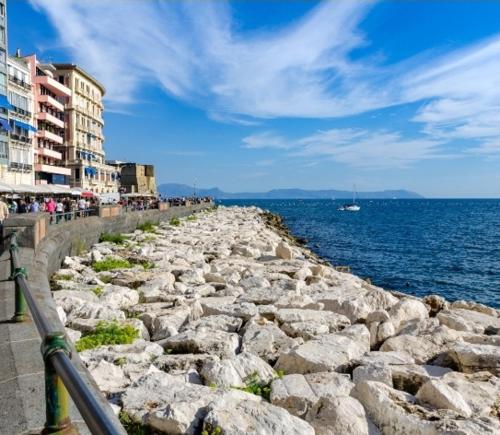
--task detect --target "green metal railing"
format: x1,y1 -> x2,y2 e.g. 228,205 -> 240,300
9,232 -> 124,434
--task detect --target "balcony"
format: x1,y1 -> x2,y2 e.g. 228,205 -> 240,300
35,75 -> 71,97
10,134 -> 32,144
9,162 -> 33,173
8,75 -> 32,91
35,163 -> 71,176
35,147 -> 62,160
37,129 -> 64,145
39,94 -> 65,112
37,111 -> 65,128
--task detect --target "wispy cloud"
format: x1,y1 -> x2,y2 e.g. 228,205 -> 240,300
243,129 -> 448,168
31,0 -> 394,117
30,0 -> 500,160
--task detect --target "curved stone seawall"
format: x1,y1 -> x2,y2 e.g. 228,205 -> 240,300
0,203 -> 211,434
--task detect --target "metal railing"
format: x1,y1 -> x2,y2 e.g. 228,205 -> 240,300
8,232 -> 123,434
48,208 -> 98,225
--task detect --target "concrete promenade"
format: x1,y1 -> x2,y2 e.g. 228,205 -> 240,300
0,203 -> 212,434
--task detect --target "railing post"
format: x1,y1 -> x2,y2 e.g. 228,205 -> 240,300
41,333 -> 76,434
9,232 -> 27,322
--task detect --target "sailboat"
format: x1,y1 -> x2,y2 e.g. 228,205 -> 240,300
338,186 -> 361,212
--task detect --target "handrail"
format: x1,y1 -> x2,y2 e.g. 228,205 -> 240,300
9,232 -> 124,434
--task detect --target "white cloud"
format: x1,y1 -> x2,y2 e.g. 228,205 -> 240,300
30,0 -> 500,159
31,0 -> 397,117
243,129 -> 448,168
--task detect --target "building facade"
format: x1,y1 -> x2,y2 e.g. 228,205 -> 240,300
0,0 -> 9,181
107,162 -> 156,195
53,64 -> 118,193
25,54 -> 71,186
5,54 -> 35,184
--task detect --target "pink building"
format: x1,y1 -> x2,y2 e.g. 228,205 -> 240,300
25,54 -> 71,186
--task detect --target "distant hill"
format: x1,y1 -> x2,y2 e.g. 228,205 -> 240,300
158,183 -> 424,199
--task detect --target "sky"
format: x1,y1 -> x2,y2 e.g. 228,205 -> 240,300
8,0 -> 500,197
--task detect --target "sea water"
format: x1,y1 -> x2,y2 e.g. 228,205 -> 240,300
220,199 -> 500,308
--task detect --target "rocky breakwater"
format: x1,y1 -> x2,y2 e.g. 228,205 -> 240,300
51,206 -> 500,434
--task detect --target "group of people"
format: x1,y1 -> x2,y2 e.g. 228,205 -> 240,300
1,196 -> 97,223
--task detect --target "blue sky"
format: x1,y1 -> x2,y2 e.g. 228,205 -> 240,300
9,1 -> 500,197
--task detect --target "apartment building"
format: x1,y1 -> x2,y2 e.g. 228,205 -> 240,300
0,0 -> 9,181
5,54 -> 35,184
53,64 -> 118,193
25,54 -> 71,186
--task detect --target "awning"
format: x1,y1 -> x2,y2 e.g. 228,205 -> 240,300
11,184 -> 37,194
0,117 -> 12,132
12,119 -> 37,132
0,182 -> 13,193
0,95 -> 14,110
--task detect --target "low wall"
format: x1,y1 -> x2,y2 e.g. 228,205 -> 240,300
1,202 -> 213,433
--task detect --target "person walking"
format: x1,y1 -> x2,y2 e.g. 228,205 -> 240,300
55,199 -> 64,224
0,197 -> 9,241
46,197 -> 56,223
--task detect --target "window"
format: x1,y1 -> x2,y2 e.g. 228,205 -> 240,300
0,4 -> 5,17
0,26 -> 5,44
58,75 -> 64,84
0,140 -> 7,160
75,167 -> 80,180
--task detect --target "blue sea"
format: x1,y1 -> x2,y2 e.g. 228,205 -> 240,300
220,199 -> 500,308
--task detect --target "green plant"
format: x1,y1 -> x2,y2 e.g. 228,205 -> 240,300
115,357 -> 127,367
202,426 -> 222,435
137,221 -> 157,233
169,217 -> 181,226
143,235 -> 156,243
99,232 -> 128,245
141,260 -> 155,270
75,321 -> 138,352
92,257 -> 132,272
234,372 -> 272,401
52,274 -> 73,281
186,215 -> 197,222
92,286 -> 104,297
99,275 -> 113,284
119,411 -> 151,435
276,369 -> 286,379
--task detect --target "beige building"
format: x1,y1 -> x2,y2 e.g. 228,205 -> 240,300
4,54 -> 35,185
107,161 -> 157,195
53,64 -> 119,193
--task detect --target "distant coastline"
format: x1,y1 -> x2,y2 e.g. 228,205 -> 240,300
158,183 -> 423,199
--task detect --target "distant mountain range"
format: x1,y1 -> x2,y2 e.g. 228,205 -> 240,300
158,183 -> 424,199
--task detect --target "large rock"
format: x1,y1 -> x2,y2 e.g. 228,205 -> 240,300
416,379 -> 472,417
99,285 -> 140,309
88,359 -> 129,394
437,308 -> 500,334
276,308 -> 350,338
200,352 -> 275,387
270,372 -> 353,418
151,306 -> 194,341
79,339 -> 164,366
275,325 -> 370,374
308,396 -> 371,435
447,343 -> 500,376
162,329 -> 240,358
153,354 -> 219,374
122,372 -> 217,434
66,302 -> 125,322
275,241 -> 294,260
241,320 -> 298,364
389,298 -> 429,331
390,364 -> 452,395
202,390 -> 314,435
181,314 -> 242,333
352,364 -> 392,387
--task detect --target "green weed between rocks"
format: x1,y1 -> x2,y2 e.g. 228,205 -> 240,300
141,260 -> 155,270
119,411 -> 151,435
186,215 -> 197,221
234,372 -> 272,401
99,232 -> 129,245
99,275 -> 113,284
73,238 -> 87,256
75,321 -> 138,352
137,221 -> 157,233
92,286 -> 104,297
52,274 -> 73,281
92,257 -> 132,272
143,235 -> 156,243
201,426 -> 222,435
169,217 -> 181,226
